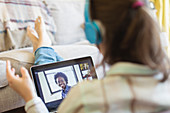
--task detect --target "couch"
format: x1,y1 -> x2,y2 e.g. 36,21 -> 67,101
0,0 -> 104,112
0,42 -> 105,112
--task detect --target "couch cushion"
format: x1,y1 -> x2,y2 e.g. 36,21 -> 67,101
0,61 -> 7,88
42,0 -> 86,45
0,49 -> 34,112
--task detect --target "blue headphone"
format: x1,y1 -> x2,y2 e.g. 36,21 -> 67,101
84,0 -> 102,45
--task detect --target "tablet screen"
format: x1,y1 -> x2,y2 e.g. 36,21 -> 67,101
30,56 -> 97,112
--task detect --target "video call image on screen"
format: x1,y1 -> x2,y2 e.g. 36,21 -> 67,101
37,63 -> 93,104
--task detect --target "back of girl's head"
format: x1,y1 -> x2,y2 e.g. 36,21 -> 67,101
90,0 -> 170,81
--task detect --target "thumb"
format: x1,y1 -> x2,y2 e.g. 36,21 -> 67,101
6,60 -> 15,80
20,67 -> 30,78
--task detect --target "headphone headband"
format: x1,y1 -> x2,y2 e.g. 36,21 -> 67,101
84,0 -> 102,44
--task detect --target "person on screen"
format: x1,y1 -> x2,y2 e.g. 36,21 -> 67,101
6,0 -> 170,112
82,70 -> 93,80
54,72 -> 71,99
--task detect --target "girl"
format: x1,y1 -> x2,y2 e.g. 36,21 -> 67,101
6,0 -> 170,113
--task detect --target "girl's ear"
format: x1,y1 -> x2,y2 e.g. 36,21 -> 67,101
97,43 -> 105,56
81,23 -> 85,29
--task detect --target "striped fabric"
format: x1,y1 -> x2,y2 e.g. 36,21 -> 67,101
0,0 -> 56,34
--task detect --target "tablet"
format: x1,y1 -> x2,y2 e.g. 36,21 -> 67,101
30,56 -> 97,112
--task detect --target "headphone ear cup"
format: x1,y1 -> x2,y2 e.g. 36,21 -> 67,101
92,21 -> 102,44
84,22 -> 97,44
84,0 -> 102,44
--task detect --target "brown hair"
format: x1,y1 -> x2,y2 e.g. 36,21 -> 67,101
90,0 -> 170,82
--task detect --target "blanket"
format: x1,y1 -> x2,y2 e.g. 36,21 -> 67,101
0,0 -> 56,33
0,0 -> 56,51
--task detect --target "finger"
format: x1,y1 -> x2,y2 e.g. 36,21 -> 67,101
11,68 -> 15,74
6,60 -> 10,80
6,60 -> 16,82
35,18 -> 39,30
27,26 -> 30,30
6,60 -> 13,78
27,26 -> 31,34
20,67 -> 30,78
28,28 -> 36,36
38,16 -> 41,21
38,16 -> 45,27
36,17 -> 40,24
27,26 -> 33,33
27,26 -> 34,34
38,16 -> 42,23
6,60 -> 11,72
16,74 -> 20,78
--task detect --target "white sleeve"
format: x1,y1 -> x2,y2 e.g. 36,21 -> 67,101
25,97 -> 49,113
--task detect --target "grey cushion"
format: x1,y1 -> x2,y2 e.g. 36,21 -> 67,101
0,61 -> 7,88
0,49 -> 34,112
